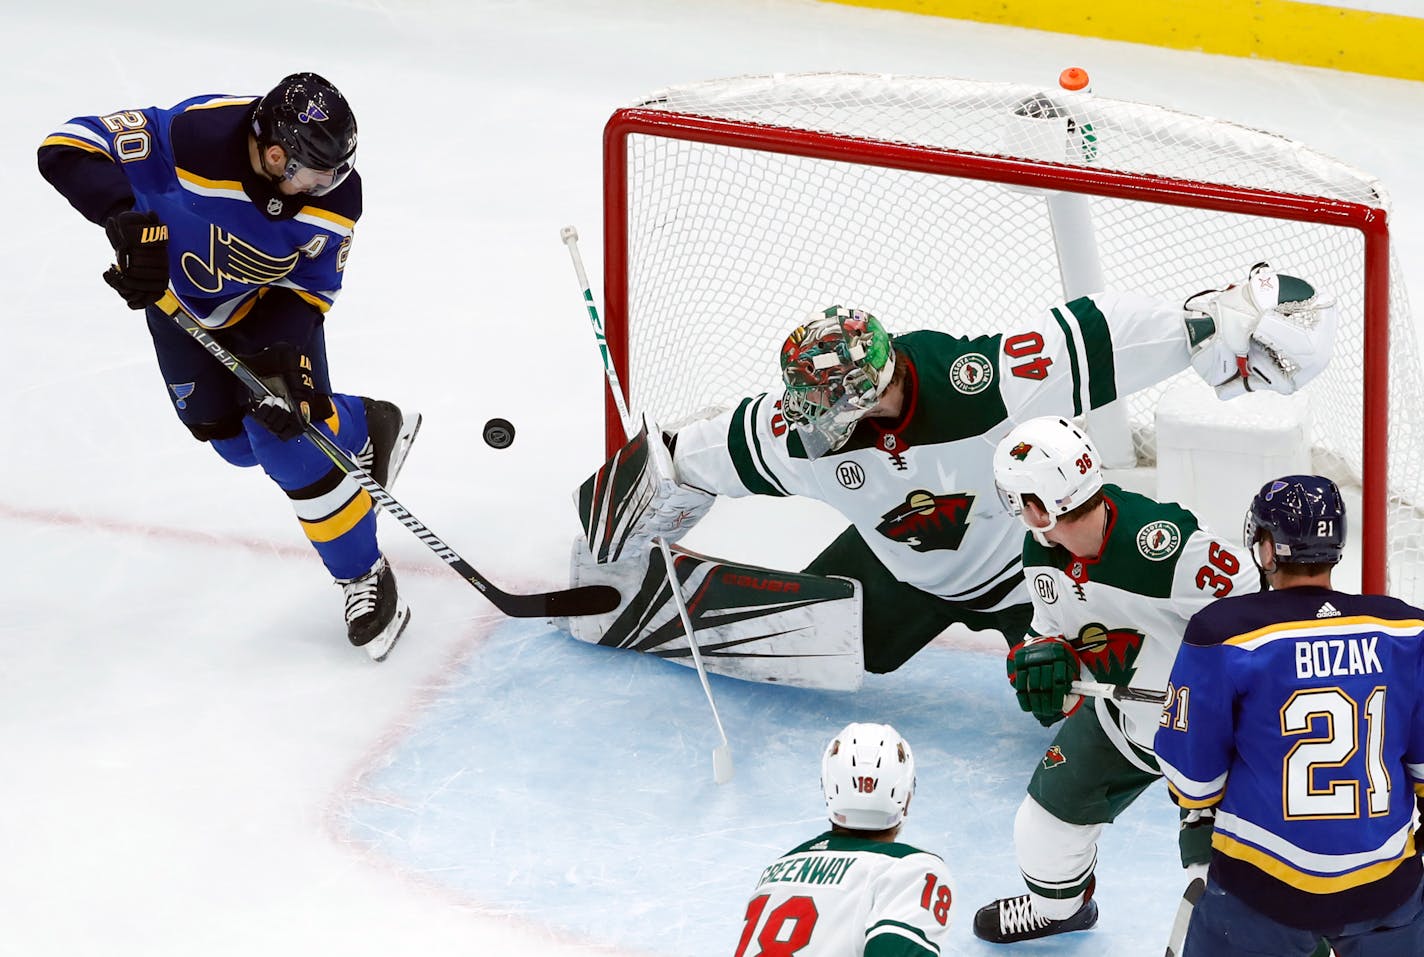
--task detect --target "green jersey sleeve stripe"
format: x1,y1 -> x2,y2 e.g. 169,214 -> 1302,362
1066,297 -> 1118,409
1050,307 -> 1084,417
727,396 -> 789,497
866,919 -> 939,955
747,395 -> 791,496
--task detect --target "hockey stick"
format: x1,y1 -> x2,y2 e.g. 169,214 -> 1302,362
156,292 -> 621,619
561,225 -> 735,785
1070,679 -> 1168,705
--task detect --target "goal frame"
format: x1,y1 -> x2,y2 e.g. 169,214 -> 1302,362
601,107 -> 1392,594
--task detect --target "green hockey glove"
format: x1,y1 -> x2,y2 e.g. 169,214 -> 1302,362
1006,637 -> 1082,726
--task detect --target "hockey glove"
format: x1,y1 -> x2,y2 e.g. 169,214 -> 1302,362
575,415 -> 714,564
241,343 -> 333,441
1184,263 -> 1336,398
102,209 -> 170,310
1006,636 -> 1083,726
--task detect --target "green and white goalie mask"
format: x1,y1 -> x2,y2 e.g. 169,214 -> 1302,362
779,306 -> 895,459
992,416 -> 1103,535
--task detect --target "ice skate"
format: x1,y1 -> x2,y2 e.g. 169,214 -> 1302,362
356,397 -> 422,488
972,879 -> 1098,944
339,555 -> 411,661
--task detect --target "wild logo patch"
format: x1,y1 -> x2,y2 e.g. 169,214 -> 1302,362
1009,441 -> 1032,461
949,353 -> 993,395
876,490 -> 975,552
1071,622 -> 1145,686
1041,745 -> 1067,770
1137,520 -> 1182,561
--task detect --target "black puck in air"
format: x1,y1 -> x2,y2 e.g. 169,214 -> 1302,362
483,417 -> 515,449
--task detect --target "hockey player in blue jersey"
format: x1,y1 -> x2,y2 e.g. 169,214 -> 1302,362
37,73 -> 419,660
1155,475 -> 1424,956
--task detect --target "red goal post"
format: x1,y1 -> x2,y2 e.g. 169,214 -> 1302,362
600,73 -> 1416,599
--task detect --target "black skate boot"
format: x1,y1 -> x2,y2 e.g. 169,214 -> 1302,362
338,555 -> 411,661
356,398 -> 422,488
973,878 -> 1098,944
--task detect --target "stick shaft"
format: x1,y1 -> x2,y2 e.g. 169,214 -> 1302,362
157,292 -> 619,619
561,229 -> 734,778
1071,679 -> 1168,705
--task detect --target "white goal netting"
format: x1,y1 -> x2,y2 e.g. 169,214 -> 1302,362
605,72 -> 1424,601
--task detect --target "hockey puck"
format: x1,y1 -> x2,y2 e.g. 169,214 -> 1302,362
483,417 -> 515,449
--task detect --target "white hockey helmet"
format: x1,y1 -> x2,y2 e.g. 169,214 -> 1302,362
993,416 -> 1103,533
821,722 -> 916,831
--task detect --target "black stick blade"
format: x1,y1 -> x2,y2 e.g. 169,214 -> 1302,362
480,583 -> 623,619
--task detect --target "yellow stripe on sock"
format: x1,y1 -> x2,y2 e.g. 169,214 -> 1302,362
299,489 -> 372,543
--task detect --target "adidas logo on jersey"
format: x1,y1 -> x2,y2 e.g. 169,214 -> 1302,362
1316,601 -> 1342,618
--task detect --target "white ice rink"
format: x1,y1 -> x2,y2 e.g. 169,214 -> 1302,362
7,1 -> 1424,954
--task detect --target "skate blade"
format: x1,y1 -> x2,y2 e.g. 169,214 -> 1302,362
385,412 -> 423,490
366,602 -> 412,662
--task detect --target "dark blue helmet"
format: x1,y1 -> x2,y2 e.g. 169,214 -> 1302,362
1244,474 -> 1346,566
252,73 -> 356,193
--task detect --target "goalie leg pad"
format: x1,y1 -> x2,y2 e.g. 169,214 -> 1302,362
567,536 -> 864,691
574,417 -> 713,564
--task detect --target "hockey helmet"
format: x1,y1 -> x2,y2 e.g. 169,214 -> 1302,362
993,416 -> 1103,533
780,306 -> 895,459
821,722 -> 915,831
1244,474 -> 1346,569
252,72 -> 357,195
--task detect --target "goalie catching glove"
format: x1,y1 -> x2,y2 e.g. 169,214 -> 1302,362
575,416 -> 714,563
1184,262 -> 1337,399
1007,636 -> 1083,726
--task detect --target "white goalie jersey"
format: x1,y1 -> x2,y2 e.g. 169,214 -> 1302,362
674,292 -> 1197,610
736,832 -> 954,957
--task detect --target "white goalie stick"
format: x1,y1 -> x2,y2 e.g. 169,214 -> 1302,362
561,225 -> 735,785
156,292 -> 621,619
1070,679 -> 1168,704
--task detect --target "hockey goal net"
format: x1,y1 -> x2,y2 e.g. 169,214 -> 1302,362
601,72 -> 1423,601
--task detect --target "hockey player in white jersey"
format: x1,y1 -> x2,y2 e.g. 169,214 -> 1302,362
734,723 -> 954,957
970,415 -> 1260,944
572,264 -> 1335,690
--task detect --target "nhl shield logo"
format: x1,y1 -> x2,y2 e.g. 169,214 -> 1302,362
1041,745 -> 1067,770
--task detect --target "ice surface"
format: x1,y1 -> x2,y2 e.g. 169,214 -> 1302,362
6,1 -> 1424,954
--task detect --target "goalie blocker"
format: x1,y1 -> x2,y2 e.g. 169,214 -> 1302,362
567,536 -> 864,692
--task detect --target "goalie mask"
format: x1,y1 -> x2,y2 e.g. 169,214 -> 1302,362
780,307 -> 895,459
821,722 -> 915,831
993,416 -> 1102,534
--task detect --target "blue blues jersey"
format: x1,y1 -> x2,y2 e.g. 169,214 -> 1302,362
38,94 -> 360,329
1154,586 -> 1424,929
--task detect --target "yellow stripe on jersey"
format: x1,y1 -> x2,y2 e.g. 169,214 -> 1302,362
1212,830 -> 1416,894
1225,616 -> 1424,649
293,289 -> 333,313
176,166 -> 247,198
183,96 -> 258,111
296,205 -> 356,232
40,134 -> 110,156
1167,780 -> 1223,810
300,489 -> 373,543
